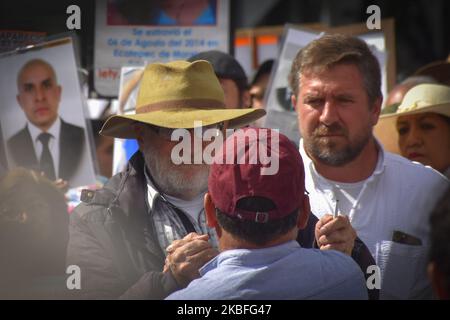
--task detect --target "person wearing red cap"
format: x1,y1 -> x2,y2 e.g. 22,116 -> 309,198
166,128 -> 368,299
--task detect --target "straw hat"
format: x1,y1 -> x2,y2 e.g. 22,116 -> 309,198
375,84 -> 450,153
100,60 -> 266,139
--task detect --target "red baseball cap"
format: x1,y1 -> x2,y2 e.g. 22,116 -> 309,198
208,127 -> 305,223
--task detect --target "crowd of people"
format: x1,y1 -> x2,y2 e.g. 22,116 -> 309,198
0,33 -> 449,300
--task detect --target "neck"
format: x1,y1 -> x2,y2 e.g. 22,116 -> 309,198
218,228 -> 297,252
32,119 -> 56,133
311,138 -> 379,183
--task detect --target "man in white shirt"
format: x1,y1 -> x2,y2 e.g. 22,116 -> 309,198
7,58 -> 85,185
288,34 -> 449,299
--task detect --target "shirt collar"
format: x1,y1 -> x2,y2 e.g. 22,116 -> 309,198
28,117 -> 61,143
199,240 -> 300,276
144,165 -> 161,210
299,137 -> 386,184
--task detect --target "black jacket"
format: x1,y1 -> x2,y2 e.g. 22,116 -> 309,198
67,151 -> 377,299
7,119 -> 85,183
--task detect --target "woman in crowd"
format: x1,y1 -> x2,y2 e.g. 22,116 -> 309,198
379,83 -> 450,178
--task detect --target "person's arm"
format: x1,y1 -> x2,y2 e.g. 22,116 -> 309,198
67,207 -> 217,299
66,205 -> 128,299
163,233 -> 219,287
118,269 -> 180,300
68,203 -> 179,299
121,233 -> 218,299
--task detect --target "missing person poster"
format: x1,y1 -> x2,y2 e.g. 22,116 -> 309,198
94,0 -> 230,96
0,37 -> 96,188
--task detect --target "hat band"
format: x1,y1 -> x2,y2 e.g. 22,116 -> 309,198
137,99 -> 226,113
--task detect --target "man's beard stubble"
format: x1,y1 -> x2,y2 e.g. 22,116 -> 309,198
142,142 -> 209,201
304,122 -> 372,167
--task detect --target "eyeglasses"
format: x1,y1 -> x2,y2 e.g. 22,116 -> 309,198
146,122 -> 224,141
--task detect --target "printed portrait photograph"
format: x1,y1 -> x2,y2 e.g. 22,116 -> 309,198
0,38 -> 96,188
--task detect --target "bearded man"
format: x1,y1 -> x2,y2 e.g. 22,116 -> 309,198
289,34 -> 448,299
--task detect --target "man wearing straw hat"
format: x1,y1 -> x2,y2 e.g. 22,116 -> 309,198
67,60 -> 362,299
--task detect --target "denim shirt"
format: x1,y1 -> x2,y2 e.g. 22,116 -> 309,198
166,240 -> 368,300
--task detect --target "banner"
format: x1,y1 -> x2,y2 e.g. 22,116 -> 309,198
94,0 -> 230,96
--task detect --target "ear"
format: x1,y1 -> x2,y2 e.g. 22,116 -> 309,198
428,262 -> 450,299
133,123 -> 145,150
16,94 -> 23,110
204,193 -> 218,228
222,120 -> 229,133
291,94 -> 298,112
57,85 -> 62,101
241,89 -> 251,108
220,121 -> 230,141
371,96 -> 383,126
296,194 -> 310,230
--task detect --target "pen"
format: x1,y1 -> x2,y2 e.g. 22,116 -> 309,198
334,199 -> 339,218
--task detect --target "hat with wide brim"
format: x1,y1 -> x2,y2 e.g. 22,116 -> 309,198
375,84 -> 450,153
100,60 -> 265,139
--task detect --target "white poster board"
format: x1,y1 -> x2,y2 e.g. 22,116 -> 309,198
264,27 -> 320,144
112,66 -> 145,175
94,0 -> 230,97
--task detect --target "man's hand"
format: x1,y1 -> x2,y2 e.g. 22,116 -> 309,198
315,214 -> 356,256
164,233 -> 219,288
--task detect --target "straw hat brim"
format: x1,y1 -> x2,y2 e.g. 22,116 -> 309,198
375,102 -> 450,154
100,107 -> 266,139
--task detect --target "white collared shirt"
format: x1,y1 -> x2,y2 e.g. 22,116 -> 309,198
299,139 -> 449,299
27,117 -> 61,178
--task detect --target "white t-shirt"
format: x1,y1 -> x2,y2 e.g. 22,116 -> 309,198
300,139 -> 449,299
144,170 -> 204,222
164,192 -> 204,222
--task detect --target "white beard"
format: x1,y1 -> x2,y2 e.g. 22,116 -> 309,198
143,141 -> 209,200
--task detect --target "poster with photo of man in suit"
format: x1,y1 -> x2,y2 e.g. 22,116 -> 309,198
0,37 -> 96,188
